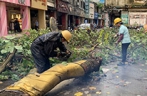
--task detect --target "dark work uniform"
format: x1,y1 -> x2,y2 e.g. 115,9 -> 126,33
31,32 -> 67,73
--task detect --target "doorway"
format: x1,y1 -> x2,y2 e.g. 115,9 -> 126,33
30,9 -> 38,29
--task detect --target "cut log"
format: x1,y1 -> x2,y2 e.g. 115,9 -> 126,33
0,58 -> 102,96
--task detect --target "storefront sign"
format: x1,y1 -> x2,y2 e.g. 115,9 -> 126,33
68,4 -> 75,15
1,0 -> 30,6
134,0 -> 145,4
57,0 -> 69,13
31,0 -> 47,10
129,12 -> 147,25
94,13 -> 98,19
104,13 -> 109,27
18,0 -> 25,4
89,3 -> 94,19
121,13 -> 128,24
80,11 -> 85,17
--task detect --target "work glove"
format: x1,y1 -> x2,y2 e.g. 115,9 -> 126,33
59,52 -> 68,57
58,50 -> 72,61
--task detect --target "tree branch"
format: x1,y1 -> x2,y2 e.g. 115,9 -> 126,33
0,49 -> 17,73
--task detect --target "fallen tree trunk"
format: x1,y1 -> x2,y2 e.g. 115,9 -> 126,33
0,49 -> 17,73
0,58 -> 102,96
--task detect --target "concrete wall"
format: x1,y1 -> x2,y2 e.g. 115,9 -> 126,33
129,12 -> 147,25
105,0 -> 132,7
38,10 -> 46,29
89,2 -> 94,19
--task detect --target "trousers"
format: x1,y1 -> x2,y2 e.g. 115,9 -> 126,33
31,43 -> 51,73
122,43 -> 130,62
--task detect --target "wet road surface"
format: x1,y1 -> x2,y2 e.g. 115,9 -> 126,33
47,62 -> 147,96
0,61 -> 147,96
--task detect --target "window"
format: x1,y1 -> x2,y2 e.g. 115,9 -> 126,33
83,2 -> 85,9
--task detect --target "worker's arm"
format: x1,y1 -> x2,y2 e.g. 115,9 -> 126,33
50,51 -> 58,57
114,33 -> 119,38
115,34 -> 123,45
50,51 -> 68,57
58,42 -> 67,52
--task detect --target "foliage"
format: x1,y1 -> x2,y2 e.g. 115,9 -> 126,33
97,3 -> 104,9
0,27 -> 147,81
70,27 -> 147,65
0,29 -> 50,80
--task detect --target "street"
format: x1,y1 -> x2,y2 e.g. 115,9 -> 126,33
1,0 -> 147,96
46,61 -> 147,96
0,60 -> 147,96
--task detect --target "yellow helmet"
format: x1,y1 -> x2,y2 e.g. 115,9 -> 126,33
61,30 -> 72,42
114,18 -> 122,25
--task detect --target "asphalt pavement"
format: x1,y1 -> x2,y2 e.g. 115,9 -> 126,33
0,60 -> 147,96
46,61 -> 147,96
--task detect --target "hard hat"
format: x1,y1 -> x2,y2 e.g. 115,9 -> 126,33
114,18 -> 122,25
61,30 -> 72,42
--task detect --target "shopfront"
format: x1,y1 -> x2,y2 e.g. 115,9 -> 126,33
94,13 -> 98,24
0,0 -> 30,36
46,0 -> 56,28
79,10 -> 85,24
104,12 -> 110,27
68,4 -> 75,29
98,14 -> 105,28
89,2 -> 94,24
74,8 -> 81,26
56,0 -> 69,30
30,0 -> 47,29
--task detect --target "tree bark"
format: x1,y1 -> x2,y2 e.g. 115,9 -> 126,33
0,49 -> 17,73
0,58 -> 102,96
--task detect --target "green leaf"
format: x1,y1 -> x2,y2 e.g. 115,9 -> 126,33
9,47 -> 15,53
15,46 -> 23,52
3,40 -> 9,43
0,75 -> 9,80
27,50 -> 31,55
5,36 -> 15,39
15,46 -> 22,49
136,39 -> 140,42
61,62 -> 68,65
1,49 -> 8,54
11,74 -> 20,81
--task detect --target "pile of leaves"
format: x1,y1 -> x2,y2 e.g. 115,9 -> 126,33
0,29 -> 50,80
0,27 -> 147,81
70,28 -> 147,63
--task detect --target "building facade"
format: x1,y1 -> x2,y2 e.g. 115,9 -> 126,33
84,0 -> 90,23
92,0 -> 99,25
56,0 -> 69,30
89,2 -> 94,23
0,0 -> 107,37
74,0 -> 85,26
30,0 -> 47,29
0,0 -> 30,36
46,0 -> 56,28
105,0 -> 147,26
